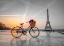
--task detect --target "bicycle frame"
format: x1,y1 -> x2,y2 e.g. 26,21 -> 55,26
20,26 -> 32,35
11,23 -> 40,38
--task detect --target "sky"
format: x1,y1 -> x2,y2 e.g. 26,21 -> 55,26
0,0 -> 64,29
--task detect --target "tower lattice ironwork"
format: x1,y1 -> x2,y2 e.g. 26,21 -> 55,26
45,9 -> 52,30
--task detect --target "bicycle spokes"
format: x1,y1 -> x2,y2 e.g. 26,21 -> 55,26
29,27 -> 40,38
12,30 -> 17,37
11,26 -> 22,38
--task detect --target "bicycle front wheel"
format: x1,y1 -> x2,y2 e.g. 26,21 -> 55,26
11,26 -> 23,38
29,27 -> 40,38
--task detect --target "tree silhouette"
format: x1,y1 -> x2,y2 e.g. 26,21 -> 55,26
0,22 -> 10,30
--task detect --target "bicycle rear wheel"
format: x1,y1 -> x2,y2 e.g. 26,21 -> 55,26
29,27 -> 40,38
11,26 -> 23,38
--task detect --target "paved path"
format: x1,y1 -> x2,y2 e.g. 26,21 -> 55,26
0,30 -> 64,46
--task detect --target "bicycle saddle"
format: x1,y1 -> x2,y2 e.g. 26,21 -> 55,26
20,23 -> 24,25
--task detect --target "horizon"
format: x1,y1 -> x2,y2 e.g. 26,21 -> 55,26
0,0 -> 64,29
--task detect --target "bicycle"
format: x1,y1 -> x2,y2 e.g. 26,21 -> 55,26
11,23 -> 40,38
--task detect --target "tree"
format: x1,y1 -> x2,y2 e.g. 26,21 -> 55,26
0,22 -> 10,30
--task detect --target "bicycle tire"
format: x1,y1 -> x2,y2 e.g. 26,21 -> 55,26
11,26 -> 23,38
29,27 -> 40,38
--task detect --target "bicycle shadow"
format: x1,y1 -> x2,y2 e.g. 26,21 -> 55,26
10,37 -> 27,46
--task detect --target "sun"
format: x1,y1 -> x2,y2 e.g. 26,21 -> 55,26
12,22 -> 19,27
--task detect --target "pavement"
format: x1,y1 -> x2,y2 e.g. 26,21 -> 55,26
0,30 -> 64,46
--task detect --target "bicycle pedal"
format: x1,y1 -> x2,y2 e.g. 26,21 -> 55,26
24,32 -> 27,35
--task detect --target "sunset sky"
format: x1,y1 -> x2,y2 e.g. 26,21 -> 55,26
0,0 -> 64,29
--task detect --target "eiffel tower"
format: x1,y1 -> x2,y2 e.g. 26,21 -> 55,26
45,9 -> 52,31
